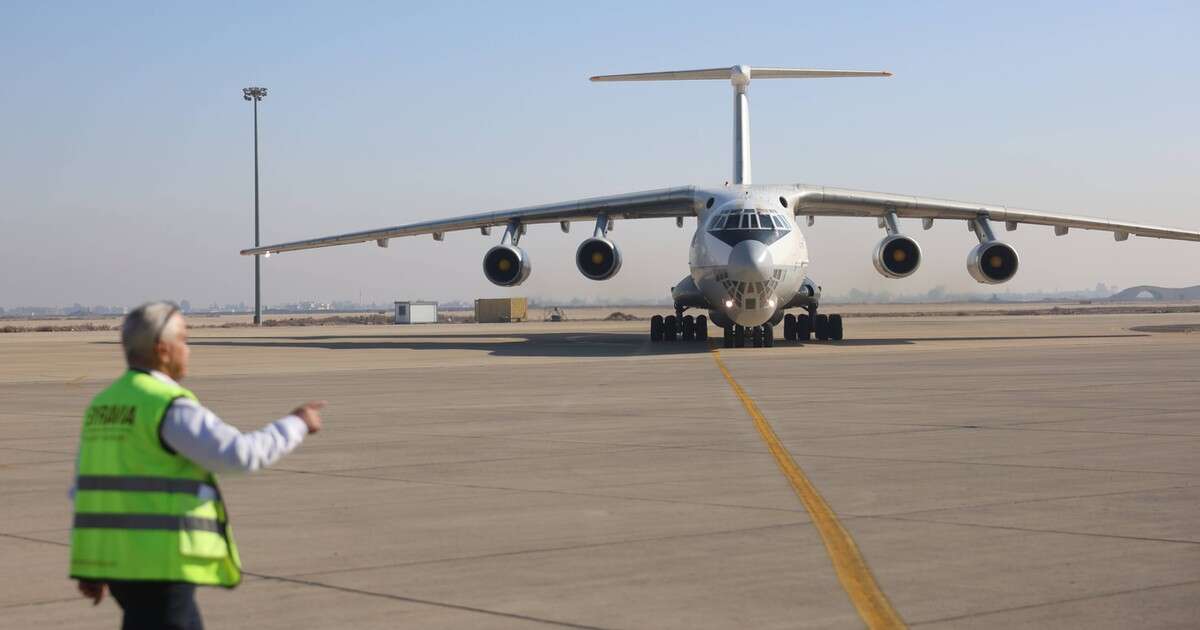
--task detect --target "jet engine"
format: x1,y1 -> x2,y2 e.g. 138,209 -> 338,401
966,241 -> 1019,284
483,244 -> 532,287
872,235 -> 922,278
575,238 -> 622,281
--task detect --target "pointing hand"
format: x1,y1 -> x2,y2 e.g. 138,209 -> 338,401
292,401 -> 326,434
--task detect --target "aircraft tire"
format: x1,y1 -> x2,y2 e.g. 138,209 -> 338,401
723,325 -> 734,348
814,314 -> 830,341
681,315 -> 695,341
763,324 -> 774,347
734,325 -> 746,348
663,315 -> 677,341
752,326 -> 763,348
783,314 -> 796,341
796,315 -> 811,341
650,315 -> 664,342
695,315 -> 708,341
829,314 -> 844,341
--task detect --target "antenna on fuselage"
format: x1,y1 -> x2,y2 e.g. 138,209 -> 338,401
590,65 -> 892,186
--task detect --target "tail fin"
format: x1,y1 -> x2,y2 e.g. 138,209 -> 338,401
590,65 -> 892,185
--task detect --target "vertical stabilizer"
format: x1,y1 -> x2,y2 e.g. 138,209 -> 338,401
590,65 -> 892,186
731,66 -> 752,184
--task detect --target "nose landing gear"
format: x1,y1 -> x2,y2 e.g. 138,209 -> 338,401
721,324 -> 774,348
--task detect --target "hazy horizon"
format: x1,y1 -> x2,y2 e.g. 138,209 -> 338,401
2,3 -> 1198,310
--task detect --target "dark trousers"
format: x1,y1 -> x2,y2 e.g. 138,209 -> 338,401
107,581 -> 203,630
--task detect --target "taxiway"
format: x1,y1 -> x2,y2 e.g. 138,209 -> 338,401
2,311 -> 1198,628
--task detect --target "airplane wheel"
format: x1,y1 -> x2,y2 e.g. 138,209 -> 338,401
752,326 -> 763,348
734,325 -> 746,348
681,315 -> 695,341
796,315 -> 811,341
829,314 -> 844,341
650,315 -> 664,342
783,314 -> 796,341
695,315 -> 708,341
814,314 -> 830,341
763,323 -> 774,348
663,315 -> 677,341
723,325 -> 734,348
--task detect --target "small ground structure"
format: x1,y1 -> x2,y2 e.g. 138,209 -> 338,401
475,297 -> 527,323
394,301 -> 438,324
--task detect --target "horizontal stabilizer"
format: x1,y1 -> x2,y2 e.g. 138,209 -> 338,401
590,66 -> 892,82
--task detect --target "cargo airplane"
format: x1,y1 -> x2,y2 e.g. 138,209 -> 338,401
242,65 -> 1200,348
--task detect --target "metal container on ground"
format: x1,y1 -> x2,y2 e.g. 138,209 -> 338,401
474,297 -> 527,323
394,301 -> 438,324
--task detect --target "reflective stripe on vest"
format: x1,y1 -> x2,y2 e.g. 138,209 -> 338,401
75,474 -> 219,500
74,513 -> 226,534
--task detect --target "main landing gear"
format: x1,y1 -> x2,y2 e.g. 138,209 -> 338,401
782,310 -> 844,342
722,323 -> 774,348
649,313 -> 708,343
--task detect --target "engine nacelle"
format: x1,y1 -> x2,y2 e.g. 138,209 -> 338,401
966,241 -> 1019,284
872,235 -> 922,278
483,244 -> 532,287
575,238 -> 622,281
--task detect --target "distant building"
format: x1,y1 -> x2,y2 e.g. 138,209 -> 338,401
1110,285 -> 1200,301
394,301 -> 438,324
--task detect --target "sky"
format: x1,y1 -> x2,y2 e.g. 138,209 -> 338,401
1,1 -> 1198,309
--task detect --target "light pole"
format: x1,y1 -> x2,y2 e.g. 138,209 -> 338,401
243,86 -> 267,325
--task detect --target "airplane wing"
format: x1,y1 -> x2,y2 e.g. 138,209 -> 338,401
786,184 -> 1200,242
241,186 -> 699,256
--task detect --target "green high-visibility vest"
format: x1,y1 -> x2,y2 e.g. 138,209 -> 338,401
69,370 -> 241,586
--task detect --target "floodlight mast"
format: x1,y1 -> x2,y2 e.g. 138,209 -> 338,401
242,86 -> 267,325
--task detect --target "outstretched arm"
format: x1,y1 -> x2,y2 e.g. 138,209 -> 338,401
160,399 -> 325,474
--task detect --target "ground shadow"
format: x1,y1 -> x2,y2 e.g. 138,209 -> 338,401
92,330 -> 1148,359
835,332 -> 1148,346
101,331 -> 709,359
1129,325 -> 1200,334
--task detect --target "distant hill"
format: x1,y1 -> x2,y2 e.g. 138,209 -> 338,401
1110,285 -> 1200,301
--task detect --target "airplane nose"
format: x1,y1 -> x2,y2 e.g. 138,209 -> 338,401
727,240 -> 774,282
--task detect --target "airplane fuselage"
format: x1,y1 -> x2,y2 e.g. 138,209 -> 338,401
683,188 -> 812,327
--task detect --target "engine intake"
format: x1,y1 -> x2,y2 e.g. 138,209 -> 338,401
872,235 -> 922,278
575,238 -> 622,281
483,244 -> 532,287
967,241 -> 1019,284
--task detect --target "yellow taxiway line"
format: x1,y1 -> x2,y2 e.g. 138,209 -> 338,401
709,345 -> 907,629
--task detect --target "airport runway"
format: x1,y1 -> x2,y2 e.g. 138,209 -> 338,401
2,312 -> 1198,628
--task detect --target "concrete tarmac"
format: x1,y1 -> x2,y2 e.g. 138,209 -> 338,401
2,312 -> 1198,628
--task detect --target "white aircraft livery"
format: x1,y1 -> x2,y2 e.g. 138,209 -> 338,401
243,65 -> 1200,348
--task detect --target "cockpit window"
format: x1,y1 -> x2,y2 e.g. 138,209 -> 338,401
710,208 -> 789,232
707,207 -> 791,247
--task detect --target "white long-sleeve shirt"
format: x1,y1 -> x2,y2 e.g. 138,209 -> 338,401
71,371 -> 308,497
160,398 -> 308,474
150,370 -> 308,474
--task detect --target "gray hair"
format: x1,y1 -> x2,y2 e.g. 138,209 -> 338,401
121,301 -> 183,367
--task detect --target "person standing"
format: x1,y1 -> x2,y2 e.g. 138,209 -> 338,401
70,301 -> 326,629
